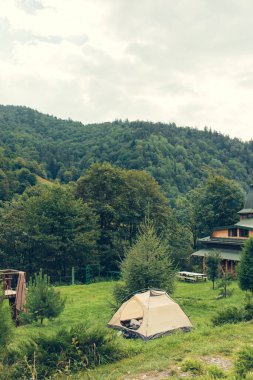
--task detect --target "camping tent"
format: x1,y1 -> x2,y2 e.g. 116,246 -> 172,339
108,289 -> 192,340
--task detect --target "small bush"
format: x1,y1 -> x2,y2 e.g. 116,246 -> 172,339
0,365 -> 11,380
235,346 -> 253,377
212,297 -> 253,326
21,270 -> 66,325
181,358 -> 204,375
113,282 -> 130,307
217,288 -> 234,299
244,295 -> 253,321
207,364 -> 226,378
5,323 -> 127,379
217,273 -> 233,299
212,306 -> 245,326
0,363 -> 4,379
0,286 -> 13,356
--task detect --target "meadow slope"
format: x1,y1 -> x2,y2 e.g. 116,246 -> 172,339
13,281 -> 253,379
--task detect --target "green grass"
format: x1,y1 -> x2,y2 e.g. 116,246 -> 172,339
12,280 -> 253,379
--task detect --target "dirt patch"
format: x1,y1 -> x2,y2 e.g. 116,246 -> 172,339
123,356 -> 232,379
202,356 -> 232,371
124,368 -> 175,380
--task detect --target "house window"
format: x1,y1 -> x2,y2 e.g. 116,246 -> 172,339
239,229 -> 249,237
228,228 -> 237,237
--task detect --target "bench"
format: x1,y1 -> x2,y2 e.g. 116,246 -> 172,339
177,275 -> 197,282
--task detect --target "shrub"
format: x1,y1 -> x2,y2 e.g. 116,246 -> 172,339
113,282 -> 130,307
238,237 -> 253,293
235,346 -> 253,377
217,273 -> 233,299
4,324 -> 127,379
212,306 -> 245,326
181,358 -> 204,375
0,282 -> 13,355
0,364 -> 14,380
244,295 -> 253,321
21,270 -> 66,325
207,364 -> 226,378
212,296 -> 253,326
206,251 -> 221,290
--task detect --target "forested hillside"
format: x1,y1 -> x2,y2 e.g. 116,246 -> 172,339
0,105 -> 248,275
0,105 -> 253,200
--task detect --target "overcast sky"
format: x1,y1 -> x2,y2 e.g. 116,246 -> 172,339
1,0 -> 253,140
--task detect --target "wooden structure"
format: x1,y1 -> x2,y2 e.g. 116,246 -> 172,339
177,271 -> 207,282
0,269 -> 27,320
192,184 -> 253,274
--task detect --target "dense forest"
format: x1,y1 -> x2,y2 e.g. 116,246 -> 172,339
0,105 -> 253,201
0,105 -> 250,276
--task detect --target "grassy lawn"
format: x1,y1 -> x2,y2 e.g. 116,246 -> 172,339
12,280 -> 253,379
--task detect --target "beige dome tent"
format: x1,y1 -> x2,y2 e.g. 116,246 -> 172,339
108,290 -> 192,340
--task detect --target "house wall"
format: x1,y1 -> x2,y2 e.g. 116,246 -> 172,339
212,229 -> 253,238
212,229 -> 229,238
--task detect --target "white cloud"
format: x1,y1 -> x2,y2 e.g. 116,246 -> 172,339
0,0 -> 253,140
15,0 -> 45,14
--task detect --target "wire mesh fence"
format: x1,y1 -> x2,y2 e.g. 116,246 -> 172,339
48,266 -> 120,286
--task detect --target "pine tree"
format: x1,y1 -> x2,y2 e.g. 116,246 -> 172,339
24,270 -> 65,324
114,220 -> 175,304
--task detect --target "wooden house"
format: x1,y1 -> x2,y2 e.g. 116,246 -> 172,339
192,184 -> 253,274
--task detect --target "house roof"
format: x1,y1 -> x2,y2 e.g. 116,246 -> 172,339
199,236 -> 245,246
235,218 -> 253,229
192,248 -> 241,261
238,209 -> 253,214
209,218 -> 253,233
213,225 -> 238,231
238,184 -> 253,214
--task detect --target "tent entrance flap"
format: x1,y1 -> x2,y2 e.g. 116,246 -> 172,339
121,318 -> 143,330
120,298 -> 144,321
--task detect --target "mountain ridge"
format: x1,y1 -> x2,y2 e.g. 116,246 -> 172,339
0,104 -> 252,200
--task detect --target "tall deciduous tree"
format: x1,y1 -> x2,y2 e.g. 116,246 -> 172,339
199,173 -> 244,237
0,169 -> 9,201
176,173 -> 244,243
16,168 -> 37,194
76,163 -> 172,271
0,184 -> 99,276
175,187 -> 203,249
238,238 -> 253,293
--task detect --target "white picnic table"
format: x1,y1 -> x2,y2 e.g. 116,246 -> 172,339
177,271 -> 207,282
